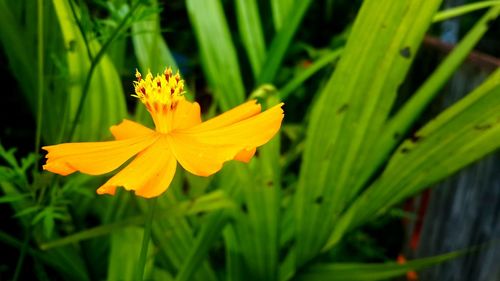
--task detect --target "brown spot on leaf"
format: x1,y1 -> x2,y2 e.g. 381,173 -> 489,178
337,104 -> 349,114
474,124 -> 492,130
241,203 -> 248,213
410,134 -> 422,143
400,47 -> 411,59
182,180 -> 189,195
487,19 -> 495,28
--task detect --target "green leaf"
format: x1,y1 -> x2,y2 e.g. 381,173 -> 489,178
0,194 -> 30,204
107,227 -> 154,281
175,210 -> 230,281
131,3 -> 178,74
0,142 -> 21,169
223,226 -> 244,281
279,48 -> 343,100
52,0 -> 127,142
352,5 -> 500,202
43,212 -> 55,238
0,231 -> 90,281
433,0 -> 500,22
326,68 -> 500,249
0,1 -> 37,109
131,1 -> 184,125
14,205 -> 40,218
136,173 -> 218,281
175,163 -> 248,281
293,0 -> 443,266
296,250 -> 467,281
257,0 -> 313,84
186,0 -> 245,110
233,97 -> 282,281
270,0 -> 294,31
40,190 -> 234,250
1,181 -> 32,228
235,0 -> 266,79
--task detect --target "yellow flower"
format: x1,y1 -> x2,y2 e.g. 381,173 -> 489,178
42,68 -> 284,198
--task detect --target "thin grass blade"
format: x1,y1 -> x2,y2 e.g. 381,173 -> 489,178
296,249 -> 468,281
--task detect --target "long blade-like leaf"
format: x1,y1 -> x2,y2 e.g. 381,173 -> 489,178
186,0 -> 245,110
131,4 -> 177,74
433,0 -> 500,22
131,2 -> 181,126
226,96 -> 283,281
235,0 -> 266,79
40,190 -> 234,250
326,68 -> 500,249
53,0 -> 127,142
270,0 -> 294,31
175,163 -> 247,281
107,227 -> 154,281
353,5 -> 500,199
294,0 -> 442,266
296,250 -> 468,281
257,0 -> 312,84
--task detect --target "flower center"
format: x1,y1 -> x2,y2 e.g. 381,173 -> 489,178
134,68 -> 185,109
133,68 -> 185,133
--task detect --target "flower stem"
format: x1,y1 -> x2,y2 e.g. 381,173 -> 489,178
12,226 -> 31,281
136,197 -> 157,281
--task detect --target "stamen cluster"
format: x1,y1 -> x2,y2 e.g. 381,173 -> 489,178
133,67 -> 185,111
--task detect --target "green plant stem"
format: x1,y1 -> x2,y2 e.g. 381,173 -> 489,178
257,0 -> 313,84
12,226 -> 31,281
279,48 -> 343,100
67,0 -> 144,141
433,0 -> 500,22
68,0 -> 93,61
135,197 -> 157,281
34,0 -> 44,172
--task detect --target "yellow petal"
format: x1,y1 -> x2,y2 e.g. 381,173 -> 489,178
97,137 -> 176,198
110,119 -> 154,140
192,100 -> 261,131
234,147 -> 256,163
170,99 -> 202,131
192,100 -> 261,163
42,134 -> 159,176
168,103 -> 284,176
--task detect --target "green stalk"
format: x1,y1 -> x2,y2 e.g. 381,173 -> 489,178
68,0 -> 93,61
135,197 -> 157,281
279,48 -> 343,100
12,226 -> 31,281
433,0 -> 500,22
67,0 -> 144,141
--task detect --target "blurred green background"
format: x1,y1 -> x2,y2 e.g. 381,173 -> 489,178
0,0 -> 499,280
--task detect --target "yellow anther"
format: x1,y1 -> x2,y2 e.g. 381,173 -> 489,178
133,67 -> 185,110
